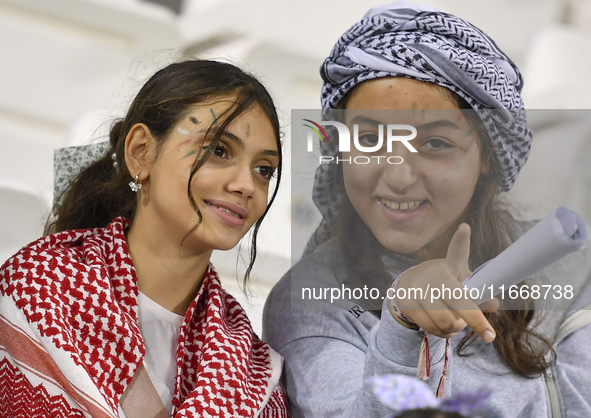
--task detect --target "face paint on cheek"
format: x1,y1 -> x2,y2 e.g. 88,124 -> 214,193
181,150 -> 196,160
464,126 -> 475,138
176,139 -> 192,151
178,115 -> 199,136
456,113 -> 464,121
210,109 -> 218,126
176,137 -> 196,160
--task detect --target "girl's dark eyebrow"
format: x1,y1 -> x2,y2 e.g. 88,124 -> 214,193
261,149 -> 280,157
197,128 -> 279,157
350,116 -> 461,131
192,128 -> 244,145
350,115 -> 382,126
416,120 -> 461,131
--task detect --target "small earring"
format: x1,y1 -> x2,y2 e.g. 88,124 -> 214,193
111,152 -> 119,171
129,174 -> 142,192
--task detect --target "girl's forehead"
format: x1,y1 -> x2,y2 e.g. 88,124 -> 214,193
346,78 -> 460,110
180,100 -> 269,129
183,101 -> 231,120
170,104 -> 278,154
343,109 -> 468,129
173,101 -> 232,135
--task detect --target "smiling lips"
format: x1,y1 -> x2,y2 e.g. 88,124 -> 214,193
204,200 -> 249,227
377,197 -> 428,223
379,198 -> 426,211
209,204 -> 242,218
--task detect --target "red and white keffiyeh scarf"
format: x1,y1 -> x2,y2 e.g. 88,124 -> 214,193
0,218 -> 289,418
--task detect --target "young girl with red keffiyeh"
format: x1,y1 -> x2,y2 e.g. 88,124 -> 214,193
0,60 -> 290,418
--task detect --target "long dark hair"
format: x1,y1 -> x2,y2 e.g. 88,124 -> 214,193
335,90 -> 554,378
48,60 -> 282,285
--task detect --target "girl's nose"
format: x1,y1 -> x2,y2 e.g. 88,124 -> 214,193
226,164 -> 256,198
381,150 -> 418,194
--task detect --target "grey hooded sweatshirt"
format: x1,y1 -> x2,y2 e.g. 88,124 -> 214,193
263,237 -> 591,418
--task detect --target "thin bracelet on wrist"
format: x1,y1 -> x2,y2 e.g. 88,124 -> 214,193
387,266 -> 420,331
388,299 -> 420,330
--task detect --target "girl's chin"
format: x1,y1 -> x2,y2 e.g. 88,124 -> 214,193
380,241 -> 422,256
214,242 -> 240,252
378,237 -> 437,260
180,232 -> 240,254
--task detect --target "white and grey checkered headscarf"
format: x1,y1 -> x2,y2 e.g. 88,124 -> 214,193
305,1 -> 533,254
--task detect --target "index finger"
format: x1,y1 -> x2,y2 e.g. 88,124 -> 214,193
454,306 -> 496,343
419,279 -> 496,343
429,277 -> 496,343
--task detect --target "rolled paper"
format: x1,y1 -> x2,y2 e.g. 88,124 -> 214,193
463,207 -> 588,304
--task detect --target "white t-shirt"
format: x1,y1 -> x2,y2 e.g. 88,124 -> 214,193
118,292 -> 184,417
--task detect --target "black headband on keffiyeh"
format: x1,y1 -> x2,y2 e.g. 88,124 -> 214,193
304,1 -> 533,255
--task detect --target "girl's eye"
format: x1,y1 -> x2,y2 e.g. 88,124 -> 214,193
424,138 -> 451,150
254,165 -> 276,180
358,133 -> 381,147
211,144 -> 228,158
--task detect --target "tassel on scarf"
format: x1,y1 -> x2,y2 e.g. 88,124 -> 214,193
417,333 -> 451,398
417,332 -> 430,380
435,339 -> 451,398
